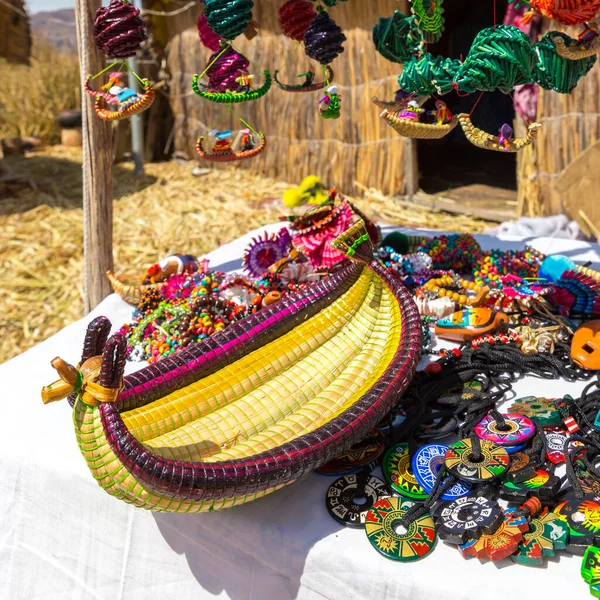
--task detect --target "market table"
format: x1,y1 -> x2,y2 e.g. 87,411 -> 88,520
3,223 -> 600,600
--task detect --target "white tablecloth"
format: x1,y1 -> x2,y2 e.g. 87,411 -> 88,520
2,224 -> 600,600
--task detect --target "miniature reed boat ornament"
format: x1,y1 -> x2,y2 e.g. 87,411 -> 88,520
94,78 -> 155,122
274,66 -> 334,92
42,221 -> 422,513
457,114 -> 541,152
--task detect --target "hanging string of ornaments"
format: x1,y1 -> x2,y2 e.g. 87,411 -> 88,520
85,0 -> 155,122
372,0 -> 600,151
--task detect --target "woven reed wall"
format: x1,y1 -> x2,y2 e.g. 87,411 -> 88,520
159,0 -> 411,195
0,0 -> 31,65
516,24 -> 600,218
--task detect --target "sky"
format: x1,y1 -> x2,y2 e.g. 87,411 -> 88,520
27,0 -> 74,12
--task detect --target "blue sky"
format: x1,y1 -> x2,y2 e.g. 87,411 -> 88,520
27,0 -> 74,12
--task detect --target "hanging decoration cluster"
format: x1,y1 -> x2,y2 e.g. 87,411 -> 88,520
85,0 -> 155,122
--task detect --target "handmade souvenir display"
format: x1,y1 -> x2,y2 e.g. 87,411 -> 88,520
410,0 -> 445,43
197,11 -> 222,51
457,114 -> 541,152
196,128 -> 266,162
551,269 -> 600,317
274,66 -> 334,92
279,0 -> 316,41
242,229 -> 293,278
192,66 -> 272,103
42,221 -> 422,512
521,0 -> 600,25
319,85 -> 341,119
572,321 -> 600,369
372,10 -> 423,63
382,443 -> 428,500
434,496 -> 503,544
434,308 -> 509,343
85,0 -> 154,121
203,0 -> 254,40
317,429 -> 386,475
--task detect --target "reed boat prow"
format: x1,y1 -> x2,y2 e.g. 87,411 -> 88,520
43,221 -> 421,512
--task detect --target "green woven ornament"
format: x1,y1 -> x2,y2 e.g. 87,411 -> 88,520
398,53 -> 461,95
321,0 -> 348,5
372,10 -> 423,64
454,25 -> 534,94
320,94 -> 341,119
410,0 -> 445,44
204,0 -> 254,40
533,31 -> 597,94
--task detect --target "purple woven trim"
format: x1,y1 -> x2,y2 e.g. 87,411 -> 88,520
99,260 -> 421,502
117,261 -> 361,411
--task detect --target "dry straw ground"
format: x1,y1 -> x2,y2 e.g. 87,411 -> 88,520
0,146 -> 490,364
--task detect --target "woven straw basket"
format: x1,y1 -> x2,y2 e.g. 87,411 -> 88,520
42,221 -> 422,513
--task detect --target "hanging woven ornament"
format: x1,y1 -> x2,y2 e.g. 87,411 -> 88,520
94,0 -> 147,59
522,0 -> 600,26
552,22 -> 600,59
319,85 -> 341,119
197,12 -> 222,51
204,45 -> 250,92
279,0 -> 316,41
196,125 -> 267,162
457,114 -> 541,152
204,0 -> 254,40
303,9 -> 347,65
372,10 -> 424,63
380,100 -> 458,140
453,25 -> 534,94
410,0 -> 445,44
533,31 -> 597,93
192,46 -> 271,103
321,0 -> 348,5
398,53 -> 461,95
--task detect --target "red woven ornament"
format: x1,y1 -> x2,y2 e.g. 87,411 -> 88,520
94,0 -> 147,59
197,12 -> 222,52
279,0 -> 316,41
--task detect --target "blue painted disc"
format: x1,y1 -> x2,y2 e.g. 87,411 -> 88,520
412,444 -> 471,501
505,443 -> 526,455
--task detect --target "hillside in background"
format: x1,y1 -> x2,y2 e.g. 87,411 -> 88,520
31,9 -> 76,51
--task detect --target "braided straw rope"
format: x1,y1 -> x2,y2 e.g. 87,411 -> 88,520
94,79 -> 155,121
106,271 -> 166,305
457,114 -> 541,152
196,133 -> 267,162
553,35 -> 600,59
380,109 -> 458,140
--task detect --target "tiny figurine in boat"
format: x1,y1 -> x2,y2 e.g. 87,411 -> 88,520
319,85 -> 341,119
210,129 -> 234,154
399,100 -> 423,120
498,123 -> 514,151
299,70 -> 316,88
146,254 -> 200,282
239,128 -> 255,151
435,100 -> 453,125
235,70 -> 255,93
101,72 -> 140,111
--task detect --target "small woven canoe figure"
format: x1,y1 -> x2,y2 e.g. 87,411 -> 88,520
87,74 -> 155,121
41,221 -> 422,513
553,22 -> 600,59
457,114 -> 541,152
380,99 -> 458,139
196,127 -> 266,162
274,65 -> 334,92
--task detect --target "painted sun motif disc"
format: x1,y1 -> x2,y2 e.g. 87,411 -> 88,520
511,512 -> 569,566
445,438 -> 510,483
554,493 -> 599,555
564,496 -> 600,537
326,474 -> 389,528
434,495 -> 503,544
508,396 -> 562,427
365,496 -> 437,562
506,452 -> 537,483
474,413 -> 535,446
382,443 -> 428,500
412,444 -> 471,501
316,429 -> 385,475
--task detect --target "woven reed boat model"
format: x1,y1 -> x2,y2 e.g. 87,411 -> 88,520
106,271 -> 166,305
380,109 -> 458,140
41,221 -> 421,513
196,133 -> 267,162
457,114 -> 541,152
192,72 -> 272,104
274,66 -> 334,92
92,79 -> 155,122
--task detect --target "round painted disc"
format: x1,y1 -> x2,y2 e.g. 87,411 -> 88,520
436,380 -> 484,406
474,413 -> 535,446
500,469 -> 560,501
444,438 -> 510,483
365,496 -> 437,562
326,474 -> 389,528
382,443 -> 428,500
506,452 -> 537,483
316,429 -> 385,475
412,444 -> 471,501
433,495 -> 503,544
564,495 -> 600,537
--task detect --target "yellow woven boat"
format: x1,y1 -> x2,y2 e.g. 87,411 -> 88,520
458,114 -> 541,152
553,35 -> 600,59
106,270 -> 166,305
380,109 -> 458,139
42,221 -> 422,513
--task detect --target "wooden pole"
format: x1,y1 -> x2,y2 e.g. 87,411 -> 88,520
74,0 -> 114,312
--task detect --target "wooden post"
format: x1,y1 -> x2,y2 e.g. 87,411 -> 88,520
404,139 -> 419,197
74,0 -> 114,312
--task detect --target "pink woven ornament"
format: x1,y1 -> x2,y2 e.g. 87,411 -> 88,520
292,200 -> 354,268
206,45 -> 250,92
94,0 -> 147,59
197,12 -> 222,51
